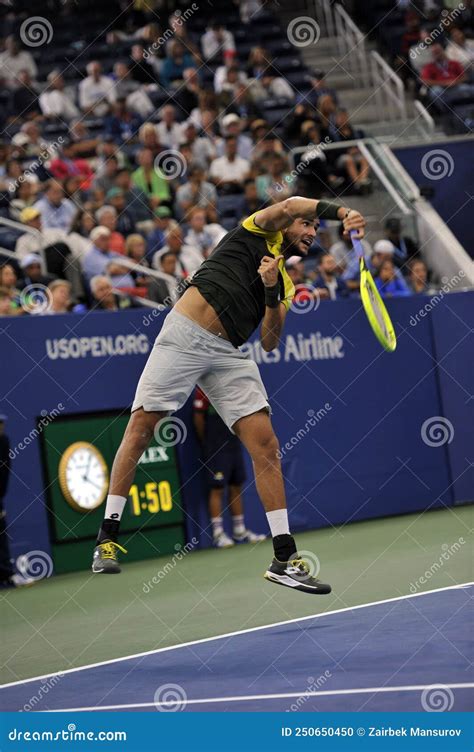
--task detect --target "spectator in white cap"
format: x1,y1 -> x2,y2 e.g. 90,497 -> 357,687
17,254 -> 55,291
216,114 -> 253,160
82,227 -> 134,288
370,239 -> 408,283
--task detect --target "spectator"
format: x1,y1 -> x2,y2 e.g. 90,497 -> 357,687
49,140 -> 94,191
217,114 -> 253,160
247,46 -> 270,79
79,61 -> 114,116
184,206 -> 226,256
370,240 -> 409,286
95,205 -> 126,254
17,254 -> 55,290
115,168 -> 153,224
407,258 -> 438,294
175,67 -> 202,115
129,44 -> 160,85
253,66 -> 294,101
313,252 -> 349,300
201,21 -> 235,61
161,41 -> 196,88
0,36 -> 37,89
446,27 -> 474,77
384,217 -> 419,266
93,155 -> 119,195
180,121 -> 216,169
125,233 -> 152,288
0,264 -> 21,307
316,94 -> 337,141
68,207 -> 96,261
332,109 -> 371,192
90,275 -> 134,311
110,61 -> 154,118
375,258 -> 411,297
193,386 -> 265,548
214,50 -> 247,94
225,81 -> 262,125
39,70 -> 79,120
153,226 -> 203,276
106,188 -> 136,237
131,148 -> 171,210
104,98 -> 142,144
298,69 -> 338,108
209,135 -> 251,192
0,287 -> 15,317
420,43 -> 468,107
8,69 -> 41,120
148,251 -> 182,304
235,178 -> 265,218
156,105 -> 183,150
46,279 -> 76,314
137,122 -> 164,158
408,28 -> 434,76
33,182 -> 76,233
146,206 -> 177,261
256,152 -> 292,203
82,227 -> 134,288
175,165 -> 217,217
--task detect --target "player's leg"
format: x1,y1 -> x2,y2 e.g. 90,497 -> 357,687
92,310 -> 208,574
234,410 -> 331,594
200,354 -> 330,594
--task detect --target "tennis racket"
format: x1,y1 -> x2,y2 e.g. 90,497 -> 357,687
350,230 -> 397,352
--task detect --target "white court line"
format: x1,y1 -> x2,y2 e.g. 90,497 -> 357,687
50,683 -> 474,712
1,582 -> 472,690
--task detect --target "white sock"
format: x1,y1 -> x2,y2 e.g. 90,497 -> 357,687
232,514 -> 246,536
211,516 -> 224,538
266,509 -> 290,537
104,495 -> 127,521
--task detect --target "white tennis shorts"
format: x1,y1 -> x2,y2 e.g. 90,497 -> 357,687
132,309 -> 270,431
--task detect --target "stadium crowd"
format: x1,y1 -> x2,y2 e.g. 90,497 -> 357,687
0,0 -> 440,318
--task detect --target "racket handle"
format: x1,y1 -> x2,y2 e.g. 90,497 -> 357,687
350,229 -> 364,260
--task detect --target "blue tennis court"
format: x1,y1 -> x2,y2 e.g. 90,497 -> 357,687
1,585 -> 472,713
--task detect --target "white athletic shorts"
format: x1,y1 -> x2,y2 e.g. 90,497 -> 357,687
132,309 -> 270,431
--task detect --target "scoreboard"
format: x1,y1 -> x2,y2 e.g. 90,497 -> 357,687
40,411 -> 185,574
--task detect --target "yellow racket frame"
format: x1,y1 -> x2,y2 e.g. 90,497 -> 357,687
359,259 -> 397,352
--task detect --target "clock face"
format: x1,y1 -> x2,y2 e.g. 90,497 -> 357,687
58,442 -> 108,512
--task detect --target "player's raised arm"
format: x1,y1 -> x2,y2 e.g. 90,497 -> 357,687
254,197 -> 366,238
258,254 -> 287,352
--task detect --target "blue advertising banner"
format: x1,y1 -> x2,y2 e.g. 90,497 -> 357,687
0,292 -> 472,567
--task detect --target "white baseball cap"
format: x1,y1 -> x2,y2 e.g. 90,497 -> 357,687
373,239 -> 395,255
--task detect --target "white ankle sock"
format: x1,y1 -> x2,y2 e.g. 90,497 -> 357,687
104,495 -> 127,521
266,509 -> 290,537
232,514 -> 246,535
211,516 -> 224,538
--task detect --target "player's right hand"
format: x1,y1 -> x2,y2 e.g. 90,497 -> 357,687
342,209 -> 365,239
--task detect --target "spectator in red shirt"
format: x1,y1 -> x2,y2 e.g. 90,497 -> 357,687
49,140 -> 94,191
420,43 -> 473,108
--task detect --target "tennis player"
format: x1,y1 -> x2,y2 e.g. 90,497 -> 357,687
92,196 -> 365,594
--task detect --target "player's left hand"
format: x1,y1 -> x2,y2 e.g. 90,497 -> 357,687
342,209 -> 365,239
258,255 -> 284,287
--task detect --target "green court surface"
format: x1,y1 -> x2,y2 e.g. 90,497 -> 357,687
1,506 -> 472,684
